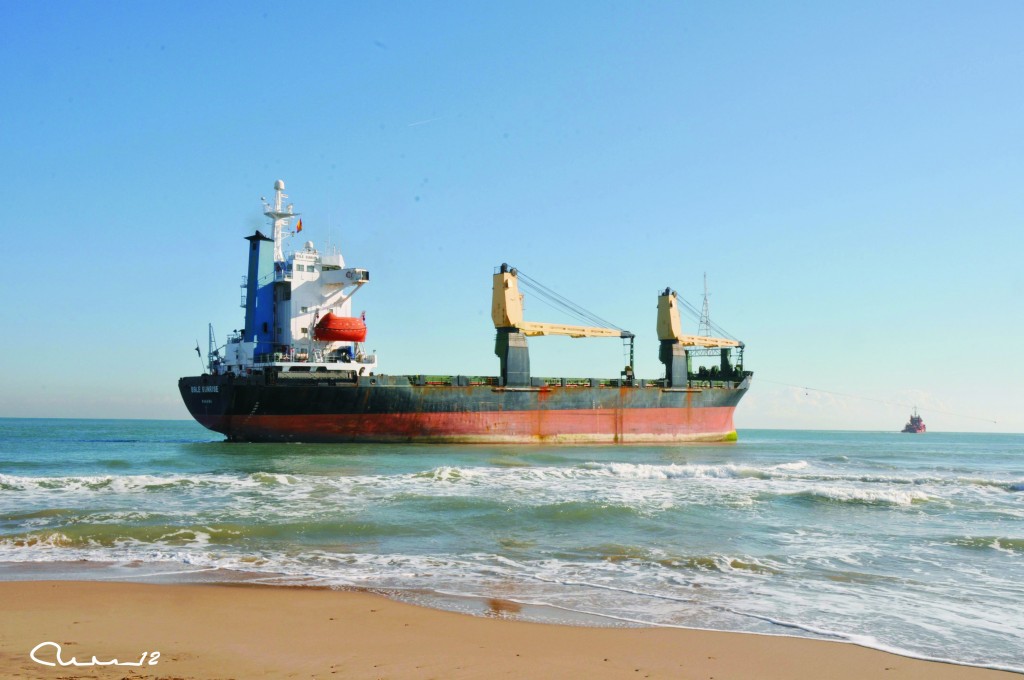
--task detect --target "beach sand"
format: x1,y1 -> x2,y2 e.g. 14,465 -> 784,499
0,581 -> 1014,679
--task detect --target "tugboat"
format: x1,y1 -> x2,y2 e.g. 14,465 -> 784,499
178,180 -> 753,443
901,408 -> 926,434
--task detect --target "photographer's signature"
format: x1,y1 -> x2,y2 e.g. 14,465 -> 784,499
30,641 -> 160,667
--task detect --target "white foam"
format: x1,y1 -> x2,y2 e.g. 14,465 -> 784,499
790,486 -> 931,506
772,461 -> 810,471
0,471 -> 258,493
581,461 -> 775,480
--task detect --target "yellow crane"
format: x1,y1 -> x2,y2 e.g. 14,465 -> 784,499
656,287 -> 742,388
489,265 -> 742,389
656,288 -> 741,348
491,264 -> 633,386
491,264 -> 632,340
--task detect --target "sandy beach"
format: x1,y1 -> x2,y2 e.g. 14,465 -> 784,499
0,581 -> 1015,680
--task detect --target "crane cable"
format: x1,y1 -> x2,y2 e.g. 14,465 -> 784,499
676,296 -> 739,342
512,270 -> 738,338
513,269 -> 624,331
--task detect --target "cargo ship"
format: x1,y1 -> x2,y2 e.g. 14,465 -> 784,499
179,181 -> 752,443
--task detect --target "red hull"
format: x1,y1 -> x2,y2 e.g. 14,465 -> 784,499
196,406 -> 738,443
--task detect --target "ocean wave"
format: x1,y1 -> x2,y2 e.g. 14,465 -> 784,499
0,525 -> 230,550
581,460 -> 809,480
586,461 -> 764,479
524,500 -> 650,523
250,472 -> 299,486
782,487 -> 931,506
14,461 -> 1009,504
955,477 -> 1024,492
757,469 -> 1024,493
0,507 -> 79,521
0,514 -> 450,554
0,531 -> 75,548
0,472 -> 250,493
0,466 -> 686,518
948,536 -> 1024,554
661,555 -> 782,575
0,471 -> 320,494
406,461 -> 812,485
413,466 -> 488,482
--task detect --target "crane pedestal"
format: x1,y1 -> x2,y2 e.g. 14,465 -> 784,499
495,329 -> 530,387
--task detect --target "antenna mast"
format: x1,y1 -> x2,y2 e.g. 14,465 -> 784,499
698,272 -> 711,337
262,179 -> 300,263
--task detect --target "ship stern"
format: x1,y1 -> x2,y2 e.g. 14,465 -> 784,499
178,375 -> 233,438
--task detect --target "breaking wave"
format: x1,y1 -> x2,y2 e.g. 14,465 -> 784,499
0,472 -> 251,493
948,536 -> 1024,554
783,487 -> 931,506
580,460 -> 808,479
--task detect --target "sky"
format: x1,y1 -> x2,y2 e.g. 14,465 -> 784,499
1,1 -> 1021,432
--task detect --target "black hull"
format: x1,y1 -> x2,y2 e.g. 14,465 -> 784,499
179,373 -> 749,444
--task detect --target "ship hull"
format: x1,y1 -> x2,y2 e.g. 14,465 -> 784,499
179,374 -> 748,443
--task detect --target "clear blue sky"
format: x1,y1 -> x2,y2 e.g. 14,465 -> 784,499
1,1 -> 1021,431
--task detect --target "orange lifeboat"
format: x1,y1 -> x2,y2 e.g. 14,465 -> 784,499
314,313 -> 367,342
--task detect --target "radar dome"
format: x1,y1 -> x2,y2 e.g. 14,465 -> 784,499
274,180 -> 285,190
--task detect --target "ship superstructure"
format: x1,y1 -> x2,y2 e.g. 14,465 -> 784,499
180,181 -> 752,443
215,180 -> 376,377
901,408 -> 926,434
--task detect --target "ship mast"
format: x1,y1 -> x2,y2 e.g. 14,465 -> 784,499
262,179 -> 300,263
698,272 -> 711,337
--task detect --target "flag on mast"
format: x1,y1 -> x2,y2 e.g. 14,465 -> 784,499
296,219 -> 303,233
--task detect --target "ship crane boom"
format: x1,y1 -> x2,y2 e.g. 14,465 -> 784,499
491,263 -> 634,386
674,334 -> 740,348
657,288 -> 741,348
491,263 -> 630,339
515,322 -> 631,339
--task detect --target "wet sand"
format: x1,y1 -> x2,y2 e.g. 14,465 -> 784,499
0,581 -> 1015,679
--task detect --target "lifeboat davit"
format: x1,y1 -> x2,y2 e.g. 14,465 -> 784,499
314,313 -> 367,342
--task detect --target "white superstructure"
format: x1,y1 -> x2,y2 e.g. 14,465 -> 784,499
213,181 -> 377,376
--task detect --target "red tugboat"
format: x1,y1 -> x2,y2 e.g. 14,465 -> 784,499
901,408 -> 926,434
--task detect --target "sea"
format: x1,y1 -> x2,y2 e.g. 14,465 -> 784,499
1,419 -> 1021,673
